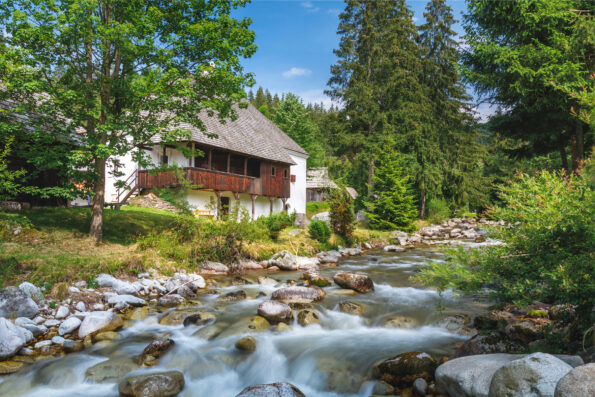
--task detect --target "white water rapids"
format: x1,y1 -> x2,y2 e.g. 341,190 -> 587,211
0,248 -> 490,396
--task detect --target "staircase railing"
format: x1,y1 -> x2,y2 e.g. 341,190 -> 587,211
115,169 -> 139,206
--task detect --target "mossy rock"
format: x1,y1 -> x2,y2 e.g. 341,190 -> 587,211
0,360 -> 24,375
85,358 -> 139,383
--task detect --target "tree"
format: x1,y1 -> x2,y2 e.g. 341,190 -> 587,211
327,0 -> 428,197
418,0 -> 488,212
0,0 -> 256,242
272,93 -> 326,166
462,0 -> 593,172
253,87 -> 266,109
327,187 -> 355,243
364,148 -> 417,231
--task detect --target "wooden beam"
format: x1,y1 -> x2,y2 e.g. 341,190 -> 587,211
227,152 -> 231,173
281,197 -> 288,213
251,194 -> 257,220
269,196 -> 273,215
215,190 -> 221,219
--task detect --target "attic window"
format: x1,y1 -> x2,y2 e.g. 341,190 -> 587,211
271,166 -> 276,177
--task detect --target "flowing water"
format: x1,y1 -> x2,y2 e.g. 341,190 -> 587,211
0,247 -> 491,397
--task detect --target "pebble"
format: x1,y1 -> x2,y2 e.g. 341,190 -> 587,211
75,302 -> 86,312
34,340 -> 52,349
55,306 -> 70,319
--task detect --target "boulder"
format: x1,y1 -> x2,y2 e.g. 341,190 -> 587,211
317,251 -> 341,264
163,273 -> 205,293
302,270 -> 329,287
436,354 -> 523,397
104,293 -> 147,308
159,310 -> 215,326
455,331 -> 522,357
257,301 -> 294,324
138,338 -> 175,366
488,352 -> 572,397
332,272 -> 374,293
58,316 -> 82,336
235,336 -> 257,353
297,309 -> 320,326
271,286 -> 326,303
18,282 -> 43,301
201,261 -> 229,275
554,363 -> 595,397
96,274 -> 141,295
311,211 -> 330,223
217,316 -> 270,338
159,294 -> 185,307
373,351 -> 437,386
0,318 -> 27,359
433,314 -> 477,337
78,311 -> 123,338
0,286 -> 39,318
218,290 -> 247,302
14,317 -> 47,336
268,250 -> 299,271
0,360 -> 24,375
235,382 -> 305,397
126,307 -> 150,321
118,371 -> 185,397
340,247 -> 363,256
85,357 -> 139,383
384,245 -> 406,252
55,306 -> 70,319
384,316 -> 418,329
337,301 -> 365,316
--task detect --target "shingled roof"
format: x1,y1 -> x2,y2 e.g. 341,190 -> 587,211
155,103 -> 308,165
306,167 -> 338,189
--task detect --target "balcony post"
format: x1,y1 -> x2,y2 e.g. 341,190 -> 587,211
251,194 -> 257,220
269,196 -> 273,215
215,190 -> 221,220
281,197 -> 288,213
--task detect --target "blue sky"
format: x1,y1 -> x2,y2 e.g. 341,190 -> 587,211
233,0 -> 491,115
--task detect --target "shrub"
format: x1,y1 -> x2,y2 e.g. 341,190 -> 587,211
327,187 -> 355,243
426,198 -> 451,224
257,212 -> 295,241
415,166 -> 595,329
309,220 -> 331,244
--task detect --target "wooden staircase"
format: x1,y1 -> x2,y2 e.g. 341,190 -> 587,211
114,169 -> 139,208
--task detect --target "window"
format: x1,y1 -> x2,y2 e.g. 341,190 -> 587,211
247,158 -> 260,177
230,154 -> 246,175
271,166 -> 276,177
211,150 -> 228,172
194,148 -> 209,169
284,169 -> 289,179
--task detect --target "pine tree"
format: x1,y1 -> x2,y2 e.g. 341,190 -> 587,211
418,0 -> 488,212
254,87 -> 266,109
364,147 -> 417,231
247,89 -> 255,103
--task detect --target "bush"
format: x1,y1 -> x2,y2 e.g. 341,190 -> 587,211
327,188 -> 355,243
415,166 -> 595,328
426,198 -> 451,224
256,212 -> 295,241
309,220 -> 331,244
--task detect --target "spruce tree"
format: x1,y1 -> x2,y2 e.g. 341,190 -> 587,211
254,87 -> 266,109
364,147 -> 417,231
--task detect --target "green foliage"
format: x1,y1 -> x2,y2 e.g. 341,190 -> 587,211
152,166 -> 197,214
327,188 -> 355,243
0,136 -> 25,201
306,201 -> 329,218
426,198 -> 452,225
0,0 -> 256,240
416,165 -> 595,327
256,212 -> 295,241
364,149 -> 417,231
308,220 -> 331,244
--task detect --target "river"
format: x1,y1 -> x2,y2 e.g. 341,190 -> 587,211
0,247 -> 491,396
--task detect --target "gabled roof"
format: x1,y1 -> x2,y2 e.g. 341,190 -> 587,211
306,167 -> 338,189
155,103 -> 308,165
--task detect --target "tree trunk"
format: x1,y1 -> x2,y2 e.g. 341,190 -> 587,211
419,189 -> 426,220
570,121 -> 584,173
559,145 -> 568,174
367,156 -> 375,196
89,157 -> 106,243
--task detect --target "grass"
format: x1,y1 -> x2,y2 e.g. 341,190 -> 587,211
0,206 -> 395,288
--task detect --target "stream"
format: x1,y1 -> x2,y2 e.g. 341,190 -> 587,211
0,247 -> 491,396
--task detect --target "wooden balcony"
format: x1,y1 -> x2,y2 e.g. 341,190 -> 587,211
137,166 -> 290,198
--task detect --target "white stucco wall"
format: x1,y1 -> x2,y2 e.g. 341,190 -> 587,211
186,190 -> 284,219
286,150 -> 308,216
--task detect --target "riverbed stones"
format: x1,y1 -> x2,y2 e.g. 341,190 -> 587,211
373,380 -> 396,395
126,306 -> 149,321
78,311 -> 123,338
219,316 -> 271,338
18,282 -> 43,301
94,331 -> 121,341
554,363 -> 595,397
267,250 -> 299,271
0,318 -> 27,359
384,245 -> 406,252
85,357 -> 139,383
297,309 -> 320,326
55,306 -> 70,319
374,351 -> 437,386
118,370 -> 185,397
433,314 -> 476,337
158,294 -> 185,307
159,309 -> 215,326
96,274 -> 141,295
235,382 -> 305,397
332,272 -> 374,293
271,286 -> 326,303
219,290 -> 247,302
104,293 -> 147,308
15,317 -> 47,336
138,338 -> 175,366
163,273 -> 205,293
413,378 -> 428,396
384,316 -> 418,329
0,360 -> 24,375
257,301 -> 294,324
235,336 -> 257,352
200,261 -> 229,275
338,301 -> 365,316
317,251 -> 341,264
58,316 -> 82,336
488,353 -> 572,397
303,270 -> 329,287
0,286 -> 39,318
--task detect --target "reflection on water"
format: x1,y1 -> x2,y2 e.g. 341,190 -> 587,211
0,248 -> 489,397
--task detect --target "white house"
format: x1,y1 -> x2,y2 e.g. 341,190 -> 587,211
100,104 -> 309,221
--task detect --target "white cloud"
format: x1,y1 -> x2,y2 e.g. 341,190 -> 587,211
301,1 -> 320,13
327,8 -> 341,16
282,67 -> 312,78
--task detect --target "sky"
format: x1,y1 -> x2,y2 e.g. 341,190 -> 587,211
232,0 -> 494,118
